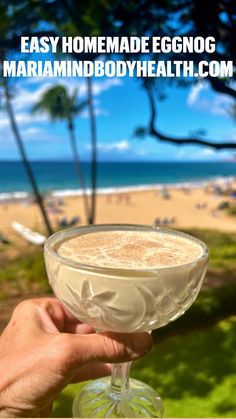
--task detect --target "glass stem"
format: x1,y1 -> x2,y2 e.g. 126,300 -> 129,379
111,362 -> 132,397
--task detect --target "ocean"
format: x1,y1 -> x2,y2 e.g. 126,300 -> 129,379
0,161 -> 236,200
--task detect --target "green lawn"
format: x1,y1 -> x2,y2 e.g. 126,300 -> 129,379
1,229 -> 236,417
52,316 -> 236,418
1,228 -> 236,299
187,229 -> 236,274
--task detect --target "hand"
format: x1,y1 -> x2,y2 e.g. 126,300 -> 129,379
0,298 -> 152,417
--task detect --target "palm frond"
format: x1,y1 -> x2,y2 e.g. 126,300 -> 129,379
32,84 -> 89,121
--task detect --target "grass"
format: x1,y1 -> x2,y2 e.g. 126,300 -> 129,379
152,283 -> 236,342
136,316 -> 236,417
50,229 -> 236,417
183,228 -> 236,274
0,229 -> 236,416
52,316 -> 236,418
227,205 -> 236,216
0,248 -> 50,299
0,228 -> 235,294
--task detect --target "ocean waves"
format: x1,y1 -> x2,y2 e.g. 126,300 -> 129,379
0,177 -> 234,203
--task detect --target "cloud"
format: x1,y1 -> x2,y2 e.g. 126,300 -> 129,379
5,77 -> 122,131
187,147 -> 232,160
0,116 -> 10,129
92,78 -> 122,95
176,147 -> 216,159
0,111 -> 47,130
0,76 -> 120,144
210,95 -> 234,116
24,127 -> 42,136
80,108 -> 109,118
79,98 -> 109,118
187,82 -> 207,106
134,149 -> 148,157
12,83 -> 53,111
23,77 -> 122,102
52,77 -> 122,99
198,96 -> 233,117
87,139 -> 130,153
199,148 -> 216,157
187,82 -> 234,117
97,139 -> 130,152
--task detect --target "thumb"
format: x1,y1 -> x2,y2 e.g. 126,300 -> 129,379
64,331 -> 152,369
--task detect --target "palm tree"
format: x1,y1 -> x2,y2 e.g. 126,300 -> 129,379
2,77 -> 53,236
87,78 -> 97,225
32,85 -> 90,224
0,4 -> 53,236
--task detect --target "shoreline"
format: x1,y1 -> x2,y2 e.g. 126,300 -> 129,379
0,175 -> 235,203
1,182 -> 236,239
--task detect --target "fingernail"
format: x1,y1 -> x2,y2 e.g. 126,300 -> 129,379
132,332 -> 152,354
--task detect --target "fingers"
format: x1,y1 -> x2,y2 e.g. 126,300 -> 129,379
70,362 -> 111,383
65,322 -> 95,334
13,298 -> 94,334
10,298 -> 66,334
62,331 -> 152,371
35,299 -> 95,334
33,298 -> 81,332
10,299 -> 152,376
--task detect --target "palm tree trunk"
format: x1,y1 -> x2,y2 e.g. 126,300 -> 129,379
87,77 -> 97,225
3,78 -> 53,236
68,118 -> 91,224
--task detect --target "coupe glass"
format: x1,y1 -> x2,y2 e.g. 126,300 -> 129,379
44,224 -> 208,418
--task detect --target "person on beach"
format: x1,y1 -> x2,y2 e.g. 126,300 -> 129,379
0,297 -> 152,417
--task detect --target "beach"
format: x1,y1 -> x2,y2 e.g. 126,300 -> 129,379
1,160 -> 236,244
1,184 -> 236,247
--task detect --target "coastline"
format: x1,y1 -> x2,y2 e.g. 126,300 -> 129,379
1,179 -> 236,242
0,175 -> 235,203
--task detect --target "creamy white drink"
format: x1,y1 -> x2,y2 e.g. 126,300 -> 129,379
45,227 -> 207,332
44,225 -> 208,418
58,231 -> 202,269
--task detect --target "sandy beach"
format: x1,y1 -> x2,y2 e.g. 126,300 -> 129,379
0,185 -> 236,245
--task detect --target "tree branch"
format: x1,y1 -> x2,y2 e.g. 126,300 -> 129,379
207,77 -> 236,100
146,88 -> 236,150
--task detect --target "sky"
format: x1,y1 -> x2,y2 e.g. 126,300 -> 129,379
0,73 -> 235,162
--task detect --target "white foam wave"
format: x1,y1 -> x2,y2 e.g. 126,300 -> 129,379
0,176 -> 234,202
0,191 -> 30,202
50,177 -> 233,198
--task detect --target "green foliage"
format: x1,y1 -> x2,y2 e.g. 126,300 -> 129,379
1,228 -> 236,417
32,85 -> 88,123
150,228 -> 236,339
133,127 -> 148,138
183,229 -> 236,273
0,249 -> 50,298
228,205 -> 236,216
135,317 -> 236,418
50,228 -> 236,417
155,284 -> 236,341
52,317 -> 236,418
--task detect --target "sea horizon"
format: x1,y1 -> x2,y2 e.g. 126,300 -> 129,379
0,160 -> 235,201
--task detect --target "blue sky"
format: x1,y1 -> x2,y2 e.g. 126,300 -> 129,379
0,73 -> 235,161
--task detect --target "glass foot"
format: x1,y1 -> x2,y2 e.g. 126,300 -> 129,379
73,377 -> 164,418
